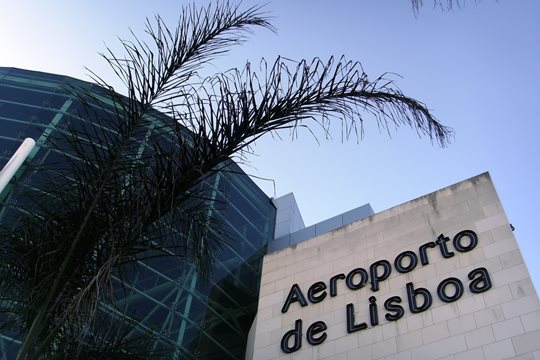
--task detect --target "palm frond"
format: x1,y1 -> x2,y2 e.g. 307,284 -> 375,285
412,0 -> 482,14
173,56 -> 452,162
3,2 -> 455,359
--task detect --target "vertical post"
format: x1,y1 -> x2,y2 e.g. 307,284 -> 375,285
0,138 -> 36,196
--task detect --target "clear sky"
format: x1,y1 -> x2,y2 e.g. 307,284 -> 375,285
1,1 -> 539,290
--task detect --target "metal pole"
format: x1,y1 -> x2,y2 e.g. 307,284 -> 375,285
0,138 -> 36,196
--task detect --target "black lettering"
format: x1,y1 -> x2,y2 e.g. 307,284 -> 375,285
437,277 -> 464,302
369,296 -> 379,326
307,281 -> 327,304
369,260 -> 392,291
306,321 -> 327,346
406,282 -> 433,313
453,230 -> 478,252
346,268 -> 368,290
436,234 -> 455,258
346,303 -> 367,333
281,319 -> 302,353
419,242 -> 436,265
329,273 -> 345,297
468,267 -> 492,294
281,284 -> 308,313
384,296 -> 404,321
394,251 -> 418,273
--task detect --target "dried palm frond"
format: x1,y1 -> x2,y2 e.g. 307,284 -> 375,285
1,2 -> 453,359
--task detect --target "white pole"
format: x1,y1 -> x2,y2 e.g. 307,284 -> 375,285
0,138 -> 36,196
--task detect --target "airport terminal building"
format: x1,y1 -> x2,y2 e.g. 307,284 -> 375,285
0,67 -> 275,359
248,173 -> 540,360
1,68 -> 539,359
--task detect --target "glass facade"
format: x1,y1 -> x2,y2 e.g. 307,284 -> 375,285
0,67 -> 275,359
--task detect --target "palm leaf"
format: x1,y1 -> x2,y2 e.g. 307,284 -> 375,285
1,2 -> 454,359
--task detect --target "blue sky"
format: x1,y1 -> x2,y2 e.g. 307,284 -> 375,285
1,1 -> 539,290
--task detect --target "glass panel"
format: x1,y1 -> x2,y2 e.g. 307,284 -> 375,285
0,67 -> 276,360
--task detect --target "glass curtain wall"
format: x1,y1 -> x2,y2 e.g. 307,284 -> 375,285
0,67 -> 275,359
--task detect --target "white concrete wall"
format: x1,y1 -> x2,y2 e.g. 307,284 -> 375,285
273,193 -> 305,239
251,173 -> 540,360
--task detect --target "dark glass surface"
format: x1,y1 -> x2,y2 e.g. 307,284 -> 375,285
0,67 -> 275,360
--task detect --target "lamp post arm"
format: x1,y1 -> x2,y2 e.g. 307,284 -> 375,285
0,138 -> 36,196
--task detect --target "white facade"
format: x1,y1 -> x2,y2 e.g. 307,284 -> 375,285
250,172 -> 540,360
